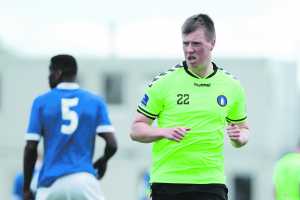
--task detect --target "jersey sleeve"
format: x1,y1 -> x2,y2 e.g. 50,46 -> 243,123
137,80 -> 165,120
26,97 -> 43,141
96,98 -> 115,134
226,82 -> 247,123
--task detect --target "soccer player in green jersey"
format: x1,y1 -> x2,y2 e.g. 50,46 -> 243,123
130,13 -> 250,200
273,143 -> 300,200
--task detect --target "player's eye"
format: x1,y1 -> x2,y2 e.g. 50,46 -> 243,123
183,42 -> 189,47
191,42 -> 202,47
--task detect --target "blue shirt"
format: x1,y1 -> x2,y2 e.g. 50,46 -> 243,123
25,83 -> 114,188
12,173 -> 23,200
12,166 -> 40,200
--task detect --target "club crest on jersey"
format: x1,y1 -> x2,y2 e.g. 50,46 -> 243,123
217,95 -> 227,107
141,94 -> 149,106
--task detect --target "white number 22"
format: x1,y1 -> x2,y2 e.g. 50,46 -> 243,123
61,98 -> 79,135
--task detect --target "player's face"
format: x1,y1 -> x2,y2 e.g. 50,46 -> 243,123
182,28 -> 215,68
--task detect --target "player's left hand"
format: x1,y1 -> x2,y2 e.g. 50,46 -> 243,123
226,123 -> 249,147
94,158 -> 107,180
226,124 -> 242,141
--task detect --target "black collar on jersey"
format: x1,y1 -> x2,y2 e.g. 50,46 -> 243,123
182,61 -> 218,79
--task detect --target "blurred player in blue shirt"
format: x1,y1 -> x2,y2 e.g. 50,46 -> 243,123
12,172 -> 24,200
23,54 -> 117,200
12,155 -> 41,200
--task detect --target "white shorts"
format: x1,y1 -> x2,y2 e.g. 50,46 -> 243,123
36,172 -> 105,200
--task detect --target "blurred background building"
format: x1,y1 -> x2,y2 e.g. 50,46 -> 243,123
0,42 -> 299,199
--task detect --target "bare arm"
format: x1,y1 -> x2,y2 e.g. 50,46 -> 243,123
23,140 -> 38,199
130,113 -> 190,143
226,121 -> 249,148
96,132 -> 118,162
93,132 -> 117,179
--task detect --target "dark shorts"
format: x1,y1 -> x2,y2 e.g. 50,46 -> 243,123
151,183 -> 228,200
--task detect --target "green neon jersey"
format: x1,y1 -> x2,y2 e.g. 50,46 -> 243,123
273,152 -> 300,200
137,61 -> 247,184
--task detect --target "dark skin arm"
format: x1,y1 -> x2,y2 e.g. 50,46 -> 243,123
93,132 -> 118,179
23,140 -> 38,200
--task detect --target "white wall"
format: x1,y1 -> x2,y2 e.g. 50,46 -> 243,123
0,56 -> 298,200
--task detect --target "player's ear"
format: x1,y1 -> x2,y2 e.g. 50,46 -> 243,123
54,69 -> 63,80
209,39 -> 215,51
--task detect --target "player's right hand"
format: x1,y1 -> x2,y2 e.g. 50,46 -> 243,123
160,127 -> 191,142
